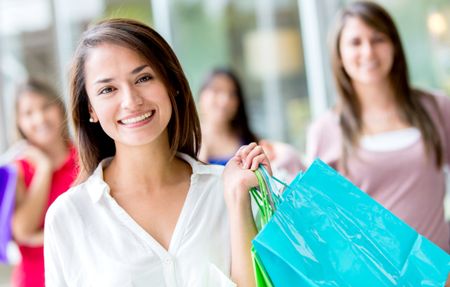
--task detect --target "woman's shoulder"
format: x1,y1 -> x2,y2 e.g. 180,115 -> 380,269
45,179 -> 95,225
178,152 -> 224,176
306,109 -> 342,164
192,161 -> 225,187
307,109 -> 340,143
416,89 -> 450,111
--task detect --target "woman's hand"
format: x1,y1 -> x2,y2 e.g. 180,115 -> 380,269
20,144 -> 53,172
223,142 -> 272,208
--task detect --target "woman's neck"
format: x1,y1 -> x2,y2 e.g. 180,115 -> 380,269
353,80 -> 396,112
353,80 -> 410,134
104,136 -> 190,196
202,120 -> 234,136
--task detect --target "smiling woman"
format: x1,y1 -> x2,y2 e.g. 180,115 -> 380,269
85,45 -> 173,148
306,1 -> 450,252
44,18 -> 271,287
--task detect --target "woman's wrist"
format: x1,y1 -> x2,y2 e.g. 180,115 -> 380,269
224,184 -> 252,209
36,160 -> 53,174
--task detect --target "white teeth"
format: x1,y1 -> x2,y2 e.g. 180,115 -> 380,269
121,111 -> 153,125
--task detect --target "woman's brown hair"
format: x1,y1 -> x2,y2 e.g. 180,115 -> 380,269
15,78 -> 70,144
70,18 -> 201,180
330,1 -> 443,170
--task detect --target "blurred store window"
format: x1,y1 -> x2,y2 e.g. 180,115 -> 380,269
0,0 -> 448,165
168,0 -> 310,150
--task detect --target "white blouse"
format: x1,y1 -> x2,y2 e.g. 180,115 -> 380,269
44,153 -> 236,287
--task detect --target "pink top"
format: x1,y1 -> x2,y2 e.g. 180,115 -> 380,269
306,92 -> 450,252
12,146 -> 78,287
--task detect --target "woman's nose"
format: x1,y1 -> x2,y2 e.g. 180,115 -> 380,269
361,41 -> 375,57
121,86 -> 144,109
32,110 -> 46,125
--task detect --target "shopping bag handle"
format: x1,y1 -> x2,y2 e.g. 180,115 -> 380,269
250,165 -> 287,227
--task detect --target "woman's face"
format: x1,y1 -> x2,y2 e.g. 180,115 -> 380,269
84,43 -> 172,148
17,91 -> 65,147
339,16 -> 395,87
199,74 -> 239,126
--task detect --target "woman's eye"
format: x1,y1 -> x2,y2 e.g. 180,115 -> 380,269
372,35 -> 386,43
349,38 -> 361,46
42,102 -> 52,110
136,75 -> 152,84
99,87 -> 114,95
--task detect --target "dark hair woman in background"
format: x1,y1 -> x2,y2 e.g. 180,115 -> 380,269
198,68 -> 304,181
198,68 -> 258,165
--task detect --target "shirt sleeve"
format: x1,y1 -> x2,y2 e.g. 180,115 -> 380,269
44,200 -> 68,287
207,263 -> 237,287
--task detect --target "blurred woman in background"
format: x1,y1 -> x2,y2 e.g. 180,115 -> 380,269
198,68 -> 257,165
306,1 -> 450,251
11,79 -> 77,287
198,68 -> 303,181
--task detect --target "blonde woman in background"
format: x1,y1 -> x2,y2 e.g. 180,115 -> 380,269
11,79 -> 77,287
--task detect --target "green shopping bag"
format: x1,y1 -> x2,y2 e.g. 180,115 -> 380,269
252,247 -> 273,287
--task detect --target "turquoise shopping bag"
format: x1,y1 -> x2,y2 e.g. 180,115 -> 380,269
251,159 -> 450,286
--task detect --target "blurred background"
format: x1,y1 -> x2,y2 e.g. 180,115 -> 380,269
0,0 -> 450,284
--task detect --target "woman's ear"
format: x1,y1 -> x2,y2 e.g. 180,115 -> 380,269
88,104 -> 98,123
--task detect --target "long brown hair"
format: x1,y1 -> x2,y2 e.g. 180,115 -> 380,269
15,78 -> 70,144
70,18 -> 201,180
330,1 -> 442,169
199,68 -> 258,144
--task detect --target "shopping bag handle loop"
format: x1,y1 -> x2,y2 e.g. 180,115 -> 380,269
250,165 -> 290,227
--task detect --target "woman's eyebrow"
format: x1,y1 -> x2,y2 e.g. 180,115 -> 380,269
131,64 -> 149,75
94,65 -> 150,84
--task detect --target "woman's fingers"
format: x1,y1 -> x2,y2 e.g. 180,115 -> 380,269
236,142 -> 257,157
235,142 -> 256,168
235,143 -> 272,173
244,145 -> 264,169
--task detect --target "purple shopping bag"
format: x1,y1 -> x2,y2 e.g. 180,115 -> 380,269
0,165 -> 17,263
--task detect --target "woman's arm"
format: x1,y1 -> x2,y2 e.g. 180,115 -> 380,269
223,143 -> 271,287
12,145 -> 53,245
